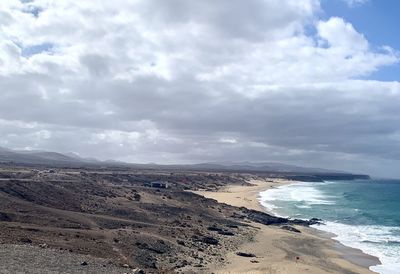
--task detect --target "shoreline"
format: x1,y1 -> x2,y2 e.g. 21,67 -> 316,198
194,178 -> 380,274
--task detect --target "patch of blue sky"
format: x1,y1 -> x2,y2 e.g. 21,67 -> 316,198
21,43 -> 54,57
22,5 -> 43,17
20,0 -> 43,17
364,64 -> 400,82
320,0 -> 400,82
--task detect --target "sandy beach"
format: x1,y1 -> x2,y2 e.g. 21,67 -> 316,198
194,179 -> 380,274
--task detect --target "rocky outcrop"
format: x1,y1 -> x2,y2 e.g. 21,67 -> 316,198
238,208 -> 321,226
236,252 -> 256,257
200,237 -> 219,245
280,225 -> 301,233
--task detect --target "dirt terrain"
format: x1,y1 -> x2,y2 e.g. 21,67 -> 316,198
0,164 -> 311,273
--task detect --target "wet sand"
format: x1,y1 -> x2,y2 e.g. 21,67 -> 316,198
194,179 -> 380,274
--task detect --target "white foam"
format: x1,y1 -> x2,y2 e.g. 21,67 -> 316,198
295,204 -> 311,209
258,181 -> 400,274
313,222 -> 400,274
258,182 -> 335,216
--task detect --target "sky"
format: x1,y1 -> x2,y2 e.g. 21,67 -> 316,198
0,0 -> 399,177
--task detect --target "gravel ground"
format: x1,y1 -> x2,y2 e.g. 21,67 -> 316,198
0,244 -> 132,274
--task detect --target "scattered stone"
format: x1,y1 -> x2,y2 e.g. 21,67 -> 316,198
135,240 -> 169,254
175,260 -> 189,268
19,237 -> 32,244
80,261 -> 88,266
131,268 -> 145,274
280,225 -> 301,233
207,226 -> 223,232
39,243 -> 48,248
26,228 -> 40,232
250,260 -> 259,263
236,252 -> 256,258
0,212 -> 11,221
218,230 -> 234,236
231,212 -> 246,219
133,193 -> 141,201
122,264 -> 130,268
201,237 -> 219,245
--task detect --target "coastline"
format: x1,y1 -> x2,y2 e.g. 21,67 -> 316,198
194,179 -> 380,274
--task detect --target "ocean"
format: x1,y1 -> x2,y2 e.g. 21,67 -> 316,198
259,179 -> 400,274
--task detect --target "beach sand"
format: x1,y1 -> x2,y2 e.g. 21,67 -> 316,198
194,179 -> 380,274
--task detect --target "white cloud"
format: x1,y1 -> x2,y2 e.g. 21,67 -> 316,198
343,0 -> 368,7
317,17 -> 368,52
219,138 -> 238,144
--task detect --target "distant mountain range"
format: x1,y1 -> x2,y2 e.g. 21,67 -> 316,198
0,147 -> 88,165
179,161 -> 342,173
0,147 -> 368,178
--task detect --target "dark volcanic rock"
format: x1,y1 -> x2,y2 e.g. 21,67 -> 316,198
201,237 -> 219,245
241,209 -> 288,225
19,237 -> 32,244
175,260 -> 189,268
207,226 -> 235,236
0,212 -> 12,221
133,193 -> 141,201
309,218 -> 323,224
289,218 -> 321,225
240,208 -> 318,226
218,231 -> 234,236
135,241 -> 170,254
280,225 -> 301,233
134,253 -> 157,270
236,252 -> 256,257
207,226 -> 223,232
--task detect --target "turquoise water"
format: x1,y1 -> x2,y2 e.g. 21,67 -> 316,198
259,179 -> 400,274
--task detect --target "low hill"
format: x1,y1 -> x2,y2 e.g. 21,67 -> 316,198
0,147 -> 369,180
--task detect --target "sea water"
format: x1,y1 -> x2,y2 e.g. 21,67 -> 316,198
259,179 -> 400,274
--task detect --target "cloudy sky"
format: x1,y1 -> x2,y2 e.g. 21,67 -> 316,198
1,0 -> 400,177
